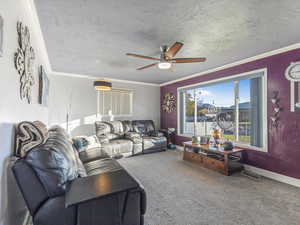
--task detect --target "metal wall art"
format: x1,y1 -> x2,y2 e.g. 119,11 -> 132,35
14,21 -> 35,103
162,92 -> 176,113
38,65 -> 50,106
270,91 -> 281,127
0,15 -> 3,57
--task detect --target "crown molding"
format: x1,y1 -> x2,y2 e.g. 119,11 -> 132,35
160,43 -> 300,87
28,0 -> 159,87
28,0 -> 300,88
51,71 -> 160,87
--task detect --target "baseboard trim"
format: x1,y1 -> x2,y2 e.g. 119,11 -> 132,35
244,165 -> 300,188
175,146 -> 300,188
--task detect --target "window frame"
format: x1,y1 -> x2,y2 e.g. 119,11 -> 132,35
97,88 -> 133,117
177,68 -> 268,152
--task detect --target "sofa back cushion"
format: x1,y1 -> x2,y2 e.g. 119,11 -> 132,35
132,120 -> 155,135
109,121 -> 124,134
122,120 -> 133,133
95,121 -> 125,141
25,126 -> 81,197
95,121 -> 111,136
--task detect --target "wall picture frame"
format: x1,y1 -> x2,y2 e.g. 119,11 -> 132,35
285,61 -> 300,82
0,15 -> 3,57
285,61 -> 300,112
38,65 -> 50,106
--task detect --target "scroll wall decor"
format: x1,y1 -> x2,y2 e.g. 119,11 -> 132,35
38,65 -> 50,106
0,15 -> 3,57
162,92 -> 176,113
270,91 -> 281,128
14,21 -> 35,104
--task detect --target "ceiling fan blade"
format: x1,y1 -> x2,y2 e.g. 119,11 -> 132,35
137,63 -> 158,70
126,53 -> 160,61
165,42 -> 183,59
172,58 -> 206,63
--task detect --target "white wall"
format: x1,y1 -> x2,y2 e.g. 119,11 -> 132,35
0,1 -> 50,225
0,1 -> 160,225
48,75 -> 161,137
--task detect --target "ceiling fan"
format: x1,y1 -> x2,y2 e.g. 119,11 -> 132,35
126,42 -> 206,70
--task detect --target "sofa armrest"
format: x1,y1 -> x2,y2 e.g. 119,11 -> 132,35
78,147 -> 109,163
97,135 -> 110,144
65,169 -> 139,207
148,130 -> 165,137
156,131 -> 165,137
125,132 -> 142,144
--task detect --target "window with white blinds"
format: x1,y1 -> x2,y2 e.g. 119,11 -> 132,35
97,89 -> 133,116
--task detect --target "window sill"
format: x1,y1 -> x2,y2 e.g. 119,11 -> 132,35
177,133 -> 193,138
234,142 -> 267,153
177,133 -> 268,153
100,114 -> 133,117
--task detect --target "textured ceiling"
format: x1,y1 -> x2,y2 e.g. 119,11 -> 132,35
34,0 -> 300,84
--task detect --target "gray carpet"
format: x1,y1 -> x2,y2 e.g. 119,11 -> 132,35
119,150 -> 300,225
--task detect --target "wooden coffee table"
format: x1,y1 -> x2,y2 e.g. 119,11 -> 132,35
183,141 -> 245,176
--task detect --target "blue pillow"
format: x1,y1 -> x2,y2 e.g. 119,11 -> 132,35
73,137 -> 88,152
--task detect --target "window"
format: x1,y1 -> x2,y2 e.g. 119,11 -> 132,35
178,70 -> 267,150
97,89 -> 133,116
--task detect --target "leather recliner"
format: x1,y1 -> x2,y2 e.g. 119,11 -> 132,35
131,120 -> 167,154
12,126 -> 146,225
95,120 -> 167,157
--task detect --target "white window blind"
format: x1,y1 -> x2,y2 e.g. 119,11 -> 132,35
97,89 -> 133,116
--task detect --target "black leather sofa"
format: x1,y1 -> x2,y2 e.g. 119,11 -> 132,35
95,120 -> 167,157
12,125 -> 146,225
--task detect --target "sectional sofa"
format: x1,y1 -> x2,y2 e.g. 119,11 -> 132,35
12,122 -> 147,225
93,120 -> 167,157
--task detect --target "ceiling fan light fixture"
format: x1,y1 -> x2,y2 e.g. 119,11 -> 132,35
158,62 -> 172,70
93,80 -> 112,91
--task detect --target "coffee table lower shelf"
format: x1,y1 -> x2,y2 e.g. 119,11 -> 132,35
183,150 -> 244,176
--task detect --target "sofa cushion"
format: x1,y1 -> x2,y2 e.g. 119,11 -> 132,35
102,139 -> 133,156
148,130 -> 165,137
106,133 -> 124,140
25,126 -> 81,197
122,120 -> 133,133
95,121 -> 111,136
84,158 -> 122,176
143,136 -> 167,151
125,132 -> 142,144
79,147 -> 109,164
132,120 -> 155,135
109,121 -> 124,134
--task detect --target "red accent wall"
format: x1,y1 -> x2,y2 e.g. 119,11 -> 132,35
161,48 -> 300,179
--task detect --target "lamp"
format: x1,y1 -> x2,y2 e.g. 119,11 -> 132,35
93,80 -> 112,91
158,62 -> 172,70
